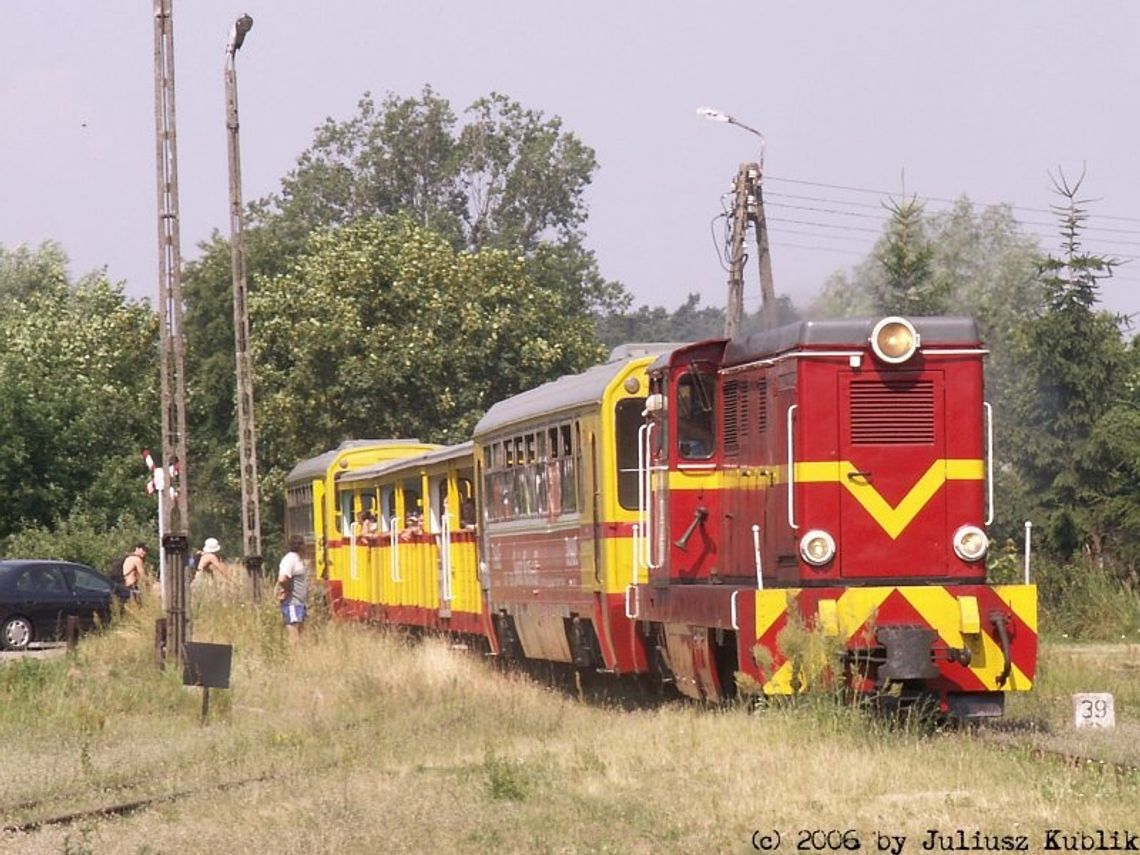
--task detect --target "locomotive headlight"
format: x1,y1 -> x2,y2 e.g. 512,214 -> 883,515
870,316 -> 920,364
799,529 -> 836,566
953,525 -> 989,562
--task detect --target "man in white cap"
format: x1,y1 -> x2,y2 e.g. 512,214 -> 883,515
195,537 -> 225,585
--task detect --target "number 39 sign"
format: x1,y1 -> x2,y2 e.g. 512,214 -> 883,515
1072,692 -> 1115,729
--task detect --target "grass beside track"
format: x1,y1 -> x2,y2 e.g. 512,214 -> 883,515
1,590 -> 1137,854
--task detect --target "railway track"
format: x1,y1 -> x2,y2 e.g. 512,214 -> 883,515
1,770 -> 282,836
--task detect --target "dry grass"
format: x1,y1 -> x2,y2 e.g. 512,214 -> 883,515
1,599 -> 1138,854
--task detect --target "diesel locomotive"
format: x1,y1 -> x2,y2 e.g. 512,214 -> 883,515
285,316 -> 1037,718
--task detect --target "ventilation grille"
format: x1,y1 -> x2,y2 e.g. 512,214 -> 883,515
756,379 -> 768,434
723,381 -> 741,454
850,381 -> 935,445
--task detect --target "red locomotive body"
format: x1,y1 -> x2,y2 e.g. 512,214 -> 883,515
633,317 -> 1036,717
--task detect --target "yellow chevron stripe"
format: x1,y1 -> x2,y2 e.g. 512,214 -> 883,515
797,458 -> 983,539
754,584 -> 1037,694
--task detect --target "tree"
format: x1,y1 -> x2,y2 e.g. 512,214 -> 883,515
248,215 -> 604,518
1004,169 -> 1130,565
0,243 -> 160,542
810,196 -> 1041,330
870,196 -> 947,315
184,87 -> 623,544
260,87 -> 601,258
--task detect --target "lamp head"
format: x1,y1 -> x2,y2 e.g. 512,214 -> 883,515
228,14 -> 253,54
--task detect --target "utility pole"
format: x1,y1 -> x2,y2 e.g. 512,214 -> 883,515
153,0 -> 190,663
697,107 -> 778,337
225,14 -> 264,600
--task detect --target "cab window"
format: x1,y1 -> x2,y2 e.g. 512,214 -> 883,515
677,371 -> 715,459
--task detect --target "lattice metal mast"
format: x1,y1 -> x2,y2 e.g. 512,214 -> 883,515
153,0 -> 190,532
225,14 -> 262,568
153,0 -> 191,666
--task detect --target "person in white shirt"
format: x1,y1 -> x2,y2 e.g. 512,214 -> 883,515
276,535 -> 309,644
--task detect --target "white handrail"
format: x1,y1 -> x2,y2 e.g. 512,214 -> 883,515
1023,520 -> 1032,585
730,590 -> 740,631
752,524 -> 763,590
350,523 -> 358,581
636,424 -> 648,569
984,402 -> 995,526
441,512 -> 452,602
645,422 -> 662,569
389,519 -> 401,583
787,404 -> 798,530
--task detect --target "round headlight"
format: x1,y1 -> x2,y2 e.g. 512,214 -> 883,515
799,529 -> 836,566
953,525 -> 989,562
870,317 -> 919,364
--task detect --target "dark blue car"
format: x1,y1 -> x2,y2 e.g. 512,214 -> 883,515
0,559 -> 128,651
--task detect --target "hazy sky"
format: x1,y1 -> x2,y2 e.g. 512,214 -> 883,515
3,2 -> 1139,319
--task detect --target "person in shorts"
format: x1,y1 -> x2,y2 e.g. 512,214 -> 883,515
276,535 -> 309,644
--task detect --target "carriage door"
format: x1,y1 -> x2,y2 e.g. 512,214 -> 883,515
837,370 -> 947,578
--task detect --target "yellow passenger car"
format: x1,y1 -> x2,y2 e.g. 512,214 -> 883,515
330,442 -> 485,639
284,439 -> 440,581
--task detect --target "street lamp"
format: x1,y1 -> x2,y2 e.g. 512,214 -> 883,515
225,13 -> 264,599
696,106 -> 765,169
696,105 -> 777,334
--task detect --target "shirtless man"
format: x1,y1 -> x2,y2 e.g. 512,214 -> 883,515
122,542 -> 149,603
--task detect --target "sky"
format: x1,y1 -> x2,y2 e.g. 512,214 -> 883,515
3,2 -> 1140,320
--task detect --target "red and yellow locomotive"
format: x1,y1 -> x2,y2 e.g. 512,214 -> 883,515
634,316 -> 1036,717
288,317 -> 1036,718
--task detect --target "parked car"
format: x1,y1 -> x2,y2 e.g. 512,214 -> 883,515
0,559 -> 129,651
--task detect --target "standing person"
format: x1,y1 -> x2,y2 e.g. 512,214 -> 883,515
195,537 -> 225,585
122,542 -> 149,604
276,535 -> 309,644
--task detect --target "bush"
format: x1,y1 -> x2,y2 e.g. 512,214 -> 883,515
1032,556 -> 1140,640
1,506 -> 154,574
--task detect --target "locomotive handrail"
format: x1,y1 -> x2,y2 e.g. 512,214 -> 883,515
441,511 -> 453,602
389,519 -> 401,583
984,402 -> 994,526
625,522 -> 640,619
787,404 -> 798,530
730,590 -> 740,631
637,423 -> 648,570
752,524 -> 763,590
638,419 -> 665,570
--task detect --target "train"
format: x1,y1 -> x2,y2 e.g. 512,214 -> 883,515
285,316 -> 1037,718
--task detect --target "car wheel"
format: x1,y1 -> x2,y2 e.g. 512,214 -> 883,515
2,616 -> 33,651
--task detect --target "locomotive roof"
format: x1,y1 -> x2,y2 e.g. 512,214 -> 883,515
285,439 -> 428,484
475,345 -> 678,438
723,316 -> 980,365
339,441 -> 475,484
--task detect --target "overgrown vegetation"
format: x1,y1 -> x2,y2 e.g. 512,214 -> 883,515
2,592 -> 1137,853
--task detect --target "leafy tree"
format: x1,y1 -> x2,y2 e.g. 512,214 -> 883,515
0,243 -> 159,544
260,87 -> 601,257
595,292 -> 800,350
248,215 -> 604,524
810,196 -> 1040,329
184,87 -> 622,545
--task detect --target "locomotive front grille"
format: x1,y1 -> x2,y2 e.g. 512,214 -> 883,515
849,380 -> 934,445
